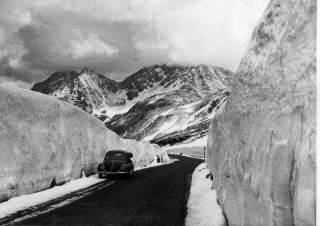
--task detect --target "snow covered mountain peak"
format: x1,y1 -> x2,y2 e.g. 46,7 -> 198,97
32,64 -> 233,145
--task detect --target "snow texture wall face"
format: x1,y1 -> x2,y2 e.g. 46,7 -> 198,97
207,0 -> 316,225
0,86 -> 167,202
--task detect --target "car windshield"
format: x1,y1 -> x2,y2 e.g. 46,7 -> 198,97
105,152 -> 128,160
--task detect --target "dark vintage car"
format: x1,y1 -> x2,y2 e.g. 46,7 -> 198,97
97,150 -> 134,178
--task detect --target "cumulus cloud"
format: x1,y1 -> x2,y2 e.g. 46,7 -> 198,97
59,32 -> 119,59
0,76 -> 32,89
0,0 -> 269,87
0,5 -> 31,70
133,0 -> 269,69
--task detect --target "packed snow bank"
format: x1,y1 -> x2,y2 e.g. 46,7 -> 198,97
185,163 -> 225,226
0,86 -> 168,202
207,0 -> 316,225
0,174 -> 105,220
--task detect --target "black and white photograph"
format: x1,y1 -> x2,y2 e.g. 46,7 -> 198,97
0,0 -> 316,225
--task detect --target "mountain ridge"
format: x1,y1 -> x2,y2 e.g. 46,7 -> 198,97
31,64 -> 232,145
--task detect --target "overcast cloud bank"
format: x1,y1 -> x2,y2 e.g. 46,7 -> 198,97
0,0 -> 268,88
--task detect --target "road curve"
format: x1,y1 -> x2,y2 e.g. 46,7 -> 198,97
18,155 -> 202,226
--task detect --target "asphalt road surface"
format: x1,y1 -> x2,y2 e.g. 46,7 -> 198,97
17,155 -> 202,226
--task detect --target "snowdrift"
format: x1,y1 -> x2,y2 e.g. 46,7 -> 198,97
0,86 -> 168,202
207,0 -> 316,225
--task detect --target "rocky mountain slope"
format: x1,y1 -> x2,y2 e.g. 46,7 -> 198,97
32,65 -> 232,146
207,0 -> 316,225
0,85 -> 167,202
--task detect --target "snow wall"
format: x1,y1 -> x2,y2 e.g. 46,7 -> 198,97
0,86 -> 168,202
207,0 -> 316,225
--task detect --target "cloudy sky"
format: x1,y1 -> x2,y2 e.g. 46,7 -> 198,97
0,0 -> 269,88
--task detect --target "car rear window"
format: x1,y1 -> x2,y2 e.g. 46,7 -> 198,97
105,152 -> 127,160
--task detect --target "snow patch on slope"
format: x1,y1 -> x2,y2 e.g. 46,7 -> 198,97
143,118 -> 179,141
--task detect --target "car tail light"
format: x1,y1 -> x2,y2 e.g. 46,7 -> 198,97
98,163 -> 105,171
120,163 -> 127,170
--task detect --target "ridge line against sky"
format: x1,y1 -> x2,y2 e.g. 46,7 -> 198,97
0,0 -> 269,89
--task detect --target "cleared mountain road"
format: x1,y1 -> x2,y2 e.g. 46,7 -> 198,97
16,155 -> 202,226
